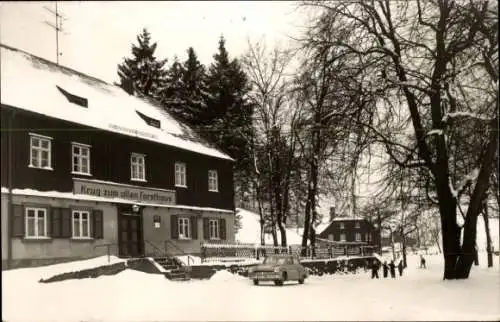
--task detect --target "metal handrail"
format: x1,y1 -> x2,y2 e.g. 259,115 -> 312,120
164,240 -> 195,267
93,243 -> 118,264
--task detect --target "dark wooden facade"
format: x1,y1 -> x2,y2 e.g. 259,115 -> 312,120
318,219 -> 380,246
1,105 -> 235,211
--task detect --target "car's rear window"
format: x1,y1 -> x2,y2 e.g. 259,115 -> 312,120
264,257 -> 291,265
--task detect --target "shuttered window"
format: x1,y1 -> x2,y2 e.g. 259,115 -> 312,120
25,207 -> 48,238
72,210 -> 91,238
178,217 -> 190,239
208,219 -> 219,240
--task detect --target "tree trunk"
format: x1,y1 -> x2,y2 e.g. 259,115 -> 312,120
402,231 -> 408,268
474,245 -> 479,266
390,229 -> 396,261
416,227 -> 421,248
455,122 -> 498,278
482,202 -> 493,267
301,183 -> 312,256
377,212 -> 382,253
438,195 -> 461,280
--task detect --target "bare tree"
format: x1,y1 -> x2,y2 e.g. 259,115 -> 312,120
242,40 -> 304,246
300,0 -> 498,279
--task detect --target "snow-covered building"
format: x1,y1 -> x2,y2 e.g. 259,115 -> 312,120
316,208 -> 380,248
0,44 -> 236,269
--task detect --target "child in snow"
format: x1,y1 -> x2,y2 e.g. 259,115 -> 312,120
389,260 -> 396,278
397,261 -> 404,276
382,261 -> 389,278
420,255 -> 426,269
371,260 -> 380,279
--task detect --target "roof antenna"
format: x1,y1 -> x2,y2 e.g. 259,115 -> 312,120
43,1 -> 68,65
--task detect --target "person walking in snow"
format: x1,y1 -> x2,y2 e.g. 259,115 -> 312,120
389,260 -> 396,278
371,260 -> 380,279
397,261 -> 404,276
420,255 -> 426,269
382,261 -> 389,278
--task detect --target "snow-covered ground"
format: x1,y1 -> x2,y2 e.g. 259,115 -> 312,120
236,208 -> 304,245
3,254 -> 499,321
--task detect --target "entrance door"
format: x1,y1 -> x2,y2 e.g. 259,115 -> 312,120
118,213 -> 144,257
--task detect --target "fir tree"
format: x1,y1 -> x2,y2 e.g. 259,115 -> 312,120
180,47 -> 209,126
161,56 -> 186,120
117,28 -> 168,99
205,36 -> 255,201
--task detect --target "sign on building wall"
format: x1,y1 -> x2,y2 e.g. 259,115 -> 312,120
73,178 -> 176,205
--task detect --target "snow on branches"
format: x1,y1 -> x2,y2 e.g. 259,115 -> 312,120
442,112 -> 495,124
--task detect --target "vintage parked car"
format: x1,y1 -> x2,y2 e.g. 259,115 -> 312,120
247,254 -> 308,286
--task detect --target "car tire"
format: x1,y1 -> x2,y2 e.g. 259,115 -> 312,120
253,279 -> 259,285
298,277 -> 305,284
274,279 -> 283,286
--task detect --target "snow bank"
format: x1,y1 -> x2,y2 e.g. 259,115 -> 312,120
3,255 -> 127,281
209,270 -> 244,282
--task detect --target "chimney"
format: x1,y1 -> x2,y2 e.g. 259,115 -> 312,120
329,207 -> 336,222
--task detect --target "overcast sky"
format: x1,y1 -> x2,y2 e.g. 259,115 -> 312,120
0,1 -> 306,83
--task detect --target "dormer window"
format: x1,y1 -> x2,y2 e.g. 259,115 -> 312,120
339,222 -> 344,229
136,110 -> 161,129
56,85 -> 88,107
355,222 -> 360,229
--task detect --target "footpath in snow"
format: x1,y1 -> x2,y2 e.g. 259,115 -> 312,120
2,253 -> 499,321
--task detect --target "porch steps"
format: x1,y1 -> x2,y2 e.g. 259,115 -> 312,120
154,257 -> 190,281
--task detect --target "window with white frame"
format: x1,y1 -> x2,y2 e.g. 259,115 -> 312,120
178,217 -> 190,239
72,143 -> 91,175
29,134 -> 52,169
340,233 -> 346,242
328,234 -> 334,241
209,219 -> 219,239
355,233 -> 361,242
368,233 -> 372,242
175,162 -> 187,187
355,222 -> 360,229
25,207 -> 48,238
72,210 -> 91,238
131,153 -> 146,181
208,170 -> 218,192
339,222 -> 345,229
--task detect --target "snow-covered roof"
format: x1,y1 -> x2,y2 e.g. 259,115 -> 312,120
0,44 -> 233,161
316,217 -> 367,235
235,208 -> 304,245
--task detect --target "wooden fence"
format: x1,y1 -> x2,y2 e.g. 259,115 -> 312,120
200,242 -> 377,263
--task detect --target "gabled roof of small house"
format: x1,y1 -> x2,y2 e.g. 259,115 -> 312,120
316,216 -> 369,235
0,44 -> 233,161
